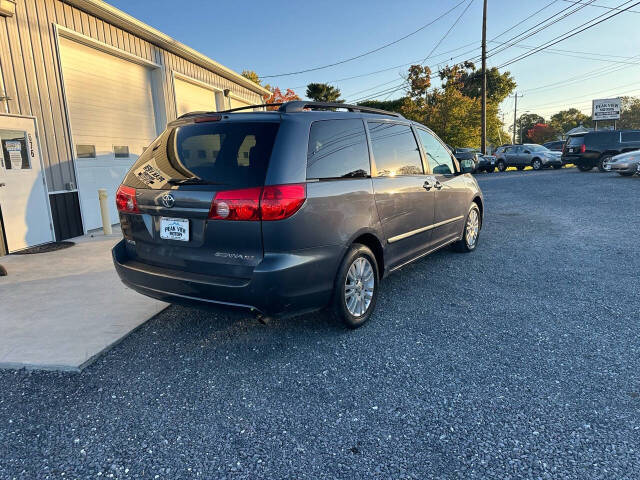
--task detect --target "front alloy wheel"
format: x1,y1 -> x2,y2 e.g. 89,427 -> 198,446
497,161 -> 506,172
454,203 -> 481,252
532,158 -> 542,170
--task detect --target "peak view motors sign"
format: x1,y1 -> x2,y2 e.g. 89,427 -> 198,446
592,98 -> 621,121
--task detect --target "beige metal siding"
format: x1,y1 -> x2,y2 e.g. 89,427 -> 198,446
0,0 -> 264,193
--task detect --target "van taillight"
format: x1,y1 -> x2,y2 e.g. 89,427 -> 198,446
208,184 -> 306,221
209,187 -> 261,221
116,185 -> 139,213
580,144 -> 586,153
261,184 -> 306,221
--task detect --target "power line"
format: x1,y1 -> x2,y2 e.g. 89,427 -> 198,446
290,40 -> 481,90
523,80 -> 640,109
490,41 -> 640,64
561,0 -> 640,13
486,0 -> 597,59
497,1 -> 640,69
420,0 -> 476,64
260,1 -> 468,78
345,1 -> 563,101
348,0 -> 589,102
522,54 -> 640,94
488,0 -> 560,42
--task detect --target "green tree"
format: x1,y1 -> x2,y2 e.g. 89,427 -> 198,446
549,108 -> 592,135
306,83 -> 343,102
400,63 -> 515,148
619,96 -> 640,129
357,99 -> 405,113
439,62 -> 516,103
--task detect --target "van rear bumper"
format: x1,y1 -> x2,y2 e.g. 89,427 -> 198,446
112,239 -> 342,317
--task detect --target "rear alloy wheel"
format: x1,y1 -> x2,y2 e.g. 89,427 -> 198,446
598,155 -> 612,172
331,244 -> 379,329
454,203 -> 481,253
532,158 -> 543,170
497,161 -> 506,172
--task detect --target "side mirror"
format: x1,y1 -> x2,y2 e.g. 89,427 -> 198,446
459,159 -> 474,174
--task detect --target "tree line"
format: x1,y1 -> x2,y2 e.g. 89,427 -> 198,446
242,68 -> 640,149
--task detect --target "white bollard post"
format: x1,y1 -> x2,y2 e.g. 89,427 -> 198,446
98,188 -> 112,235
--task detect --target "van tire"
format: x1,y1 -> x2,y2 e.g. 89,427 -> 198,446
497,160 -> 506,172
331,244 -> 379,329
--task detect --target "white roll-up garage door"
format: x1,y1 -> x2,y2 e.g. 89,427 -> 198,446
58,36 -> 158,230
229,96 -> 254,111
174,76 -> 220,116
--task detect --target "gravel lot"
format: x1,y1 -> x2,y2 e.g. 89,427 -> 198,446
1,168 -> 639,479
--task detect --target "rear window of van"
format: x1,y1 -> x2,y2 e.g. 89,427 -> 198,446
123,121 -> 279,189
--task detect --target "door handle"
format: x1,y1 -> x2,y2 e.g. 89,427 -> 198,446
434,181 -> 443,190
423,180 -> 432,191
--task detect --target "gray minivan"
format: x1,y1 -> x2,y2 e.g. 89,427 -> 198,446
113,102 -> 484,328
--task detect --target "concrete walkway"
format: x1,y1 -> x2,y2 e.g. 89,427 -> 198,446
0,227 -> 167,371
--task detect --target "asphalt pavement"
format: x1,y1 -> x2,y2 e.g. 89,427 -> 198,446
1,168 -> 639,479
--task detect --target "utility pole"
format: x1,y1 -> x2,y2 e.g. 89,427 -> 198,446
512,92 -> 519,144
481,0 -> 488,154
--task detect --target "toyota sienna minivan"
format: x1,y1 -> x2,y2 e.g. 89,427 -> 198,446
113,101 -> 484,328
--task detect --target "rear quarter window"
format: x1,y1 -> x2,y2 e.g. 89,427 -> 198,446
306,119 -> 370,179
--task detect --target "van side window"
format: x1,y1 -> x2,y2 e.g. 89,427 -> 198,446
307,119 -> 370,179
368,122 -> 423,176
416,129 -> 456,175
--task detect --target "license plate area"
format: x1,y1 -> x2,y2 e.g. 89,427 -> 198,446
160,217 -> 190,242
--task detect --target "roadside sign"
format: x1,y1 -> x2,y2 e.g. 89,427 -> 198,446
592,98 -> 621,121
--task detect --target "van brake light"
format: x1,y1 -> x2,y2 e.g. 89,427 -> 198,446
116,185 -> 140,213
208,184 -> 306,221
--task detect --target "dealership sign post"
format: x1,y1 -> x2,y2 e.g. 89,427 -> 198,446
592,98 -> 621,130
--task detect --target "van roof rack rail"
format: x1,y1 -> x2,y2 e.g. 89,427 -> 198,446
180,101 -> 403,118
278,101 -> 403,117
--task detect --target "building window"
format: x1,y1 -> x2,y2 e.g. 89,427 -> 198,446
76,145 -> 96,158
114,146 -> 130,158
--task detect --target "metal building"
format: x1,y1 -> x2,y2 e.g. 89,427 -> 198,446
0,0 -> 269,253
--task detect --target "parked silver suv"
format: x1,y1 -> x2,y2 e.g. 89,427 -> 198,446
113,102 -> 484,328
495,144 -> 563,171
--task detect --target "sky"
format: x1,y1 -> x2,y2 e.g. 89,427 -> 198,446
108,0 -> 640,123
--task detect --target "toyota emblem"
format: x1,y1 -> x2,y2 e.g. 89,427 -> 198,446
161,193 -> 175,208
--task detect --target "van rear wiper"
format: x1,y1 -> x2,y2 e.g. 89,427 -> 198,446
167,177 -> 226,185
